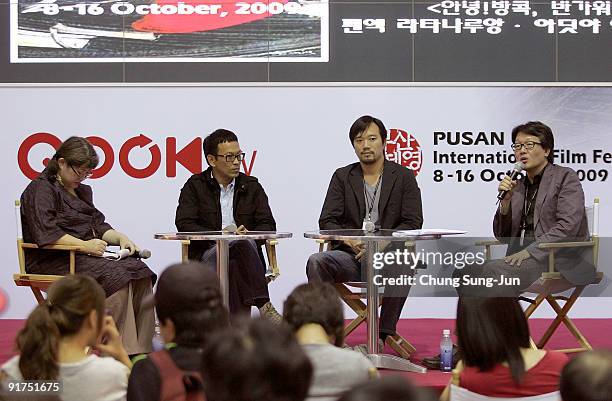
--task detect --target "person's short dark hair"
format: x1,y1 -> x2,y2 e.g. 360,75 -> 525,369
337,376 -> 431,401
283,282 -> 345,347
511,121 -> 555,163
203,129 -> 239,162
201,318 -> 313,401
560,349 -> 612,401
456,297 -> 531,384
349,115 -> 387,146
151,262 -> 229,346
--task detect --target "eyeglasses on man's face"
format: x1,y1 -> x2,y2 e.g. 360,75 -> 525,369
511,141 -> 542,151
70,165 -> 94,179
216,153 -> 245,163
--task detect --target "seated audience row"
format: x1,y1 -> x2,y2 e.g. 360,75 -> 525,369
2,268 -> 612,401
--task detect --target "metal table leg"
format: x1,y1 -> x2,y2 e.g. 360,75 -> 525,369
365,239 -> 427,373
366,239 -> 380,354
216,239 -> 230,307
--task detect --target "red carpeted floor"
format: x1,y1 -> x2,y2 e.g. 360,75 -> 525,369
1,318 -> 611,393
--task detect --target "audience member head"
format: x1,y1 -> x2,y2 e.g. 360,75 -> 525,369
46,136 -> 99,189
560,349 -> 612,401
201,318 -> 313,401
337,376 -> 430,401
16,275 -> 106,380
456,297 -> 531,384
283,282 -> 345,346
151,262 -> 229,347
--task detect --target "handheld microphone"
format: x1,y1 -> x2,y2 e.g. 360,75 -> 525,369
497,162 -> 524,201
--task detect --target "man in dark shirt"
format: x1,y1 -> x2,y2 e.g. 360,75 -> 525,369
127,262 -> 229,401
175,128 -> 281,320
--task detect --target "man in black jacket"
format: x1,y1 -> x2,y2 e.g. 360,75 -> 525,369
306,115 -> 423,346
175,129 -> 280,320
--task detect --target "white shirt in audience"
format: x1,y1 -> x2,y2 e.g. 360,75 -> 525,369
302,343 -> 376,401
1,354 -> 129,401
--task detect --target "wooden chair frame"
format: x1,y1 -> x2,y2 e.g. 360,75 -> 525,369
315,239 -> 417,359
476,197 -> 602,353
14,200 -> 80,304
180,239 -> 281,282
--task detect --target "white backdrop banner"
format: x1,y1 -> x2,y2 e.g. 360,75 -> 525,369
1,86 -> 611,319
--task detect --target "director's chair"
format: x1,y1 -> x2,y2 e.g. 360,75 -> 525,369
180,239 -> 281,283
477,197 -> 603,353
13,200 -> 79,304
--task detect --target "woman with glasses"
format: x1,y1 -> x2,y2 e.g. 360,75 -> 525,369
19,136 -> 156,356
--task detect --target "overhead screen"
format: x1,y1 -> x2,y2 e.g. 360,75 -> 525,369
1,2 -> 611,82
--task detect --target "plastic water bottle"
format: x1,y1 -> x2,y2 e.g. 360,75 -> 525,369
440,329 -> 453,372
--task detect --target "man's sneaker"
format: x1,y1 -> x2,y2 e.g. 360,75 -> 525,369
353,339 -> 385,356
259,302 -> 282,324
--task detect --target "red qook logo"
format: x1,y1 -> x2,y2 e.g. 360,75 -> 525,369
18,130 -> 420,180
18,133 -> 258,180
386,129 -> 422,176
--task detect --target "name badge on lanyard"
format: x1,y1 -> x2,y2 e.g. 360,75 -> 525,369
362,217 -> 375,233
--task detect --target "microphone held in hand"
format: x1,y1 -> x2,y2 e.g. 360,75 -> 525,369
497,162 -> 524,201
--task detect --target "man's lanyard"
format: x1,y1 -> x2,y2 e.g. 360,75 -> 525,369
520,182 -> 539,246
363,171 -> 383,222
362,170 -> 383,233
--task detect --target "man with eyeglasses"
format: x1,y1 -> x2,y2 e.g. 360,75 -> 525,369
424,121 -> 597,370
175,129 -> 281,322
455,121 -> 595,296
